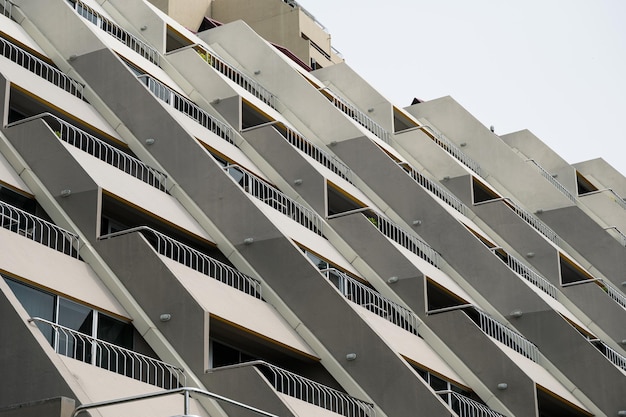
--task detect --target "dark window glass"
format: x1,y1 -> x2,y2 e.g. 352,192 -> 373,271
97,314 -> 133,349
4,278 -> 55,343
57,299 -> 93,361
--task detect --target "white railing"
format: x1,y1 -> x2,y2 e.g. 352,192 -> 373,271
366,212 -> 440,267
68,0 -> 159,65
29,317 -> 185,389
1,0 -> 12,18
402,163 -> 468,216
0,200 -> 80,258
437,391 -> 505,417
278,125 -> 353,183
582,188 -> 626,211
502,198 -> 561,246
525,159 -> 576,202
322,88 -> 390,143
600,279 -> 626,311
9,113 -> 167,191
604,226 -> 626,247
215,361 -> 375,417
321,268 -> 419,335
225,165 -> 324,235
494,249 -> 558,299
473,308 -> 538,362
416,125 -> 482,176
99,226 -> 262,298
601,343 -> 626,371
138,74 -> 234,144
196,46 -> 276,109
0,37 -> 85,99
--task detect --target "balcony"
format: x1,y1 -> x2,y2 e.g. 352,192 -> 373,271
525,159 -> 576,202
365,211 -> 440,267
195,46 -> 276,109
67,0 -> 159,65
0,200 -> 80,258
29,317 -> 185,389
99,226 -> 262,298
225,164 -> 324,235
276,124 -> 353,184
138,74 -> 233,144
469,308 -> 539,362
320,87 -> 390,143
214,361 -> 375,417
588,338 -> 626,372
500,197 -> 561,246
436,390 -> 505,417
399,162 -> 468,216
321,267 -> 419,335
8,113 -> 168,191
415,125 -> 482,177
489,247 -> 558,299
0,36 -> 85,99
1,0 -> 12,18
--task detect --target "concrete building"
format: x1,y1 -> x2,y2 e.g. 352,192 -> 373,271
0,0 -> 623,416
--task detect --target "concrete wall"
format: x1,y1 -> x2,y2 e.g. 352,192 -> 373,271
0,397 -> 75,417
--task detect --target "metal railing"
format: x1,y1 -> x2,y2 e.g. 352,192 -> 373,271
416,125 -> 482,176
29,317 -> 185,389
68,0 -> 159,65
9,113 -> 167,191
277,124 -> 353,183
214,361 -> 375,417
225,164 -> 324,235
493,248 -> 558,299
472,308 -> 539,362
604,226 -> 626,247
366,212 -> 440,267
138,74 -> 233,144
525,159 -> 576,202
322,88 -> 390,143
582,188 -> 626,211
99,226 -> 262,298
72,387 -> 278,417
501,198 -> 561,246
401,163 -> 468,216
436,391 -> 505,417
600,279 -> 626,310
1,0 -> 12,18
0,36 -> 85,99
601,343 -> 626,371
321,268 -> 419,335
1,200 -> 80,258
196,46 -> 276,108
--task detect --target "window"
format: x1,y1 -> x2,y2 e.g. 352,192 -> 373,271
575,171 -> 598,195
426,278 -> 469,313
326,181 -> 366,216
559,253 -> 593,286
241,99 -> 273,130
393,107 -> 419,133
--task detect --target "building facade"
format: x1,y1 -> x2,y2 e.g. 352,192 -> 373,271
0,0 -> 624,416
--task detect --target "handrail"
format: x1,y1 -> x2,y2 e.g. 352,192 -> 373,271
224,164 -> 324,235
0,36 -> 85,99
436,390 -> 505,417
365,212 -> 440,267
400,162 -> 468,216
525,159 -> 576,202
491,248 -> 558,299
210,360 -> 375,417
195,45 -> 276,109
72,386 -> 278,417
137,74 -> 234,144
0,200 -> 80,258
8,113 -> 167,191
320,267 -> 419,335
599,279 -> 626,310
472,308 -> 539,362
29,317 -> 185,389
68,0 -> 160,65
581,187 -> 626,211
600,342 -> 626,371
604,226 -> 626,247
1,0 -> 12,18
321,87 -> 391,143
415,125 -> 482,176
99,226 -> 262,298
276,124 -> 354,183
501,197 -> 562,246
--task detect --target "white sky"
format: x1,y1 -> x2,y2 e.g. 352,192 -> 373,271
301,0 -> 626,175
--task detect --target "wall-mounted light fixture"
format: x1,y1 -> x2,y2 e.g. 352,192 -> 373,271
511,310 -> 523,319
60,189 -> 72,198
294,179 -> 303,185
412,220 -> 422,226
387,276 -> 399,284
145,138 -> 155,145
254,70 -> 261,75
243,237 -> 254,245
159,314 -> 171,322
346,353 -> 357,361
526,252 -> 535,258
497,383 -> 508,390
68,54 -> 77,62
140,25 -> 147,31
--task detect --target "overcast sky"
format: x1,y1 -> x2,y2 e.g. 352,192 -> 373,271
301,0 -> 626,176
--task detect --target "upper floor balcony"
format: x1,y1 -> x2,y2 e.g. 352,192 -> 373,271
138,73 -> 234,144
0,200 -> 79,258
29,316 -> 185,389
8,113 -> 168,191
415,125 -> 483,177
0,35 -> 85,99
1,0 -> 13,19
99,226 -> 262,299
67,0 -> 160,65
436,390 -> 505,417
225,164 -> 324,236
525,158 -> 576,202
